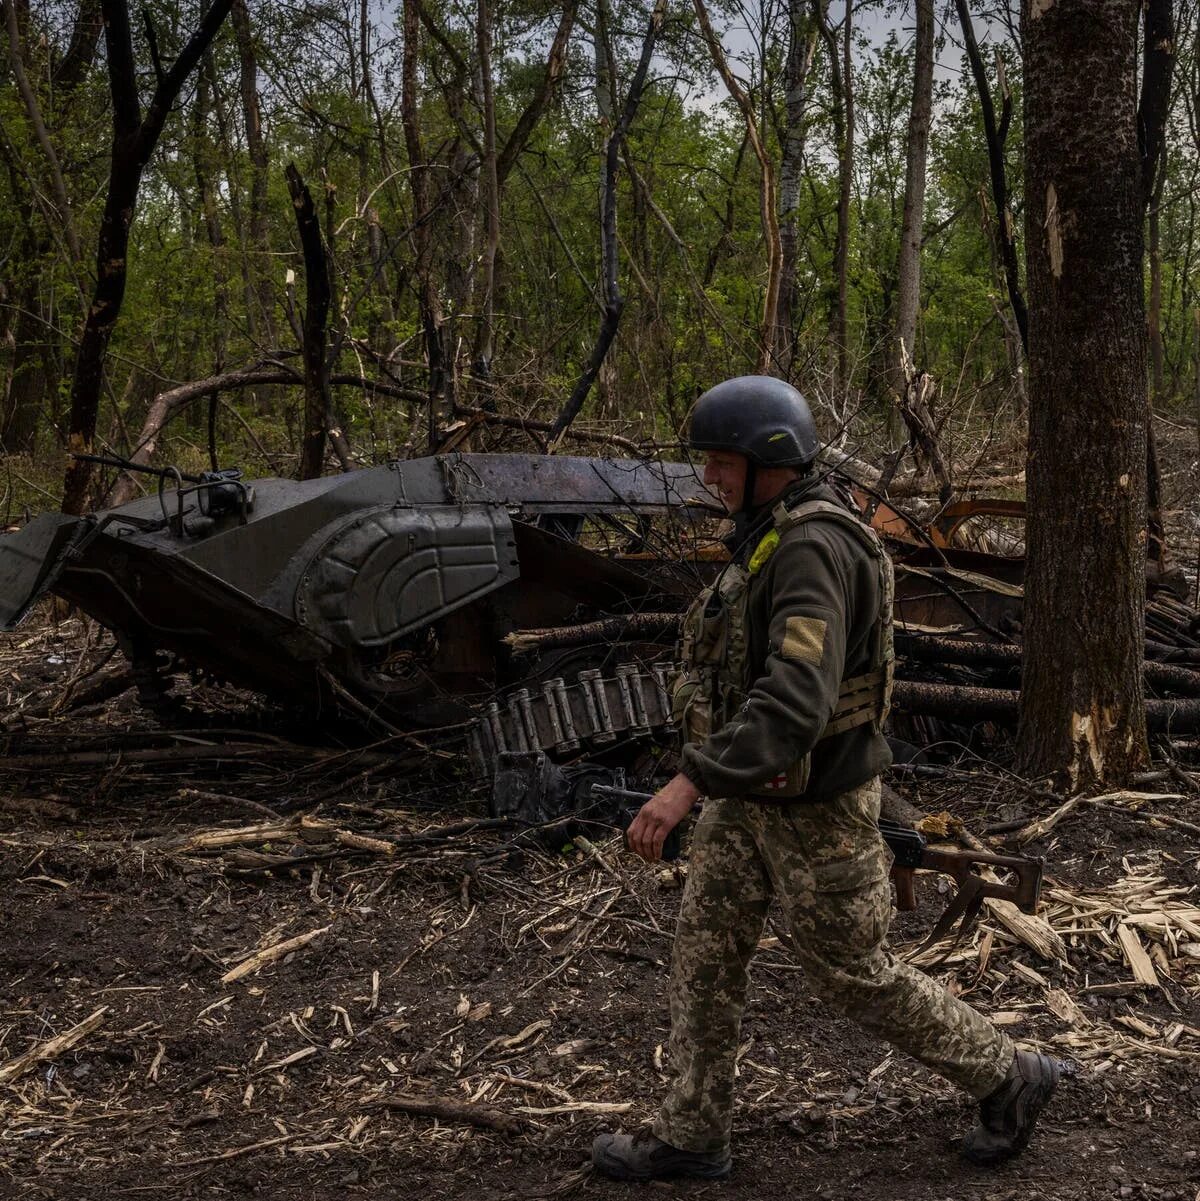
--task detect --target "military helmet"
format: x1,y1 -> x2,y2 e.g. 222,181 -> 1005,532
687,376 -> 820,468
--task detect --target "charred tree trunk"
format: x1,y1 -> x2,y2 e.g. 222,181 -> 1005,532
890,0 -> 934,405
1017,0 -> 1149,786
956,0 -> 1027,354
286,164 -> 351,479
60,0 -> 234,516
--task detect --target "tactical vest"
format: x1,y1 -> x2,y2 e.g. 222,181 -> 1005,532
672,498 -> 894,799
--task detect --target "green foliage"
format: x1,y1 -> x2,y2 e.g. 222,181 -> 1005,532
0,0 -> 1189,503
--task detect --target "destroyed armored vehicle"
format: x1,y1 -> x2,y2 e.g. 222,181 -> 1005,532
0,455 -> 716,749
4,451 -> 1196,769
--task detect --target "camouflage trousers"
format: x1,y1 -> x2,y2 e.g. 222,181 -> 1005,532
653,778 -> 1013,1154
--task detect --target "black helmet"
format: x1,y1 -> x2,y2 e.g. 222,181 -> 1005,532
687,376 -> 819,468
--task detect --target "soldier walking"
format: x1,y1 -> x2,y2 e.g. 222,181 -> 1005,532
592,377 -> 1062,1181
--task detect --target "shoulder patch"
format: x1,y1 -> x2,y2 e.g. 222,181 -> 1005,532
781,615 -> 826,665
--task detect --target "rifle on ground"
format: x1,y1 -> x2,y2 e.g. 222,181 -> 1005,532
590,786 -> 1043,957
877,818 -> 1042,957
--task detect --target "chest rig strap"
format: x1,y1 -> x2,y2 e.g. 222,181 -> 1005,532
770,498 -> 895,740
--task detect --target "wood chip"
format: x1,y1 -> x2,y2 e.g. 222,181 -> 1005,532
0,1007 -> 108,1085
1081,981 -> 1146,997
263,1046 -> 320,1071
1045,988 -> 1087,1025
1116,925 -> 1160,988
221,926 -> 331,984
1113,1014 -> 1160,1039
991,1011 -> 1025,1026
1011,961 -> 1050,989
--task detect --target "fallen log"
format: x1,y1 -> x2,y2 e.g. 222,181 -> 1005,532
892,680 -> 1200,734
895,632 -> 1200,696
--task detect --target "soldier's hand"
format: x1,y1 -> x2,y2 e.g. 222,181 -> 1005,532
626,773 -> 701,862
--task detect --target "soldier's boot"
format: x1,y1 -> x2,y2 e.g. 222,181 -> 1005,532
962,1049 -> 1063,1166
591,1130 -> 732,1181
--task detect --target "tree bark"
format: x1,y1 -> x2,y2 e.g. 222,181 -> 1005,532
52,0 -> 103,90
60,0 -> 235,516
890,0 -> 934,402
1137,0 -> 1175,208
1017,0 -> 1149,786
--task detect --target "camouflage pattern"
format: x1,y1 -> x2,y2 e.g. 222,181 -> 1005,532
653,779 -> 1014,1154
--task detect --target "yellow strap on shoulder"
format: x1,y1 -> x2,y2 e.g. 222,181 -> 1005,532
748,528 -> 779,575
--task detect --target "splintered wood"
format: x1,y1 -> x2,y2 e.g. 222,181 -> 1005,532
0,1007 -> 109,1085
221,926 -> 332,984
907,860 -> 1200,1067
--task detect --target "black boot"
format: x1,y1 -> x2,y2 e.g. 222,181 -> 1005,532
962,1049 -> 1063,1165
591,1130 -> 732,1181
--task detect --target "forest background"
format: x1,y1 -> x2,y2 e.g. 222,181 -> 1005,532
3,0 -> 1189,508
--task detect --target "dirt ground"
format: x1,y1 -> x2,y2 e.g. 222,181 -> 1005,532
2,619 -> 1200,1201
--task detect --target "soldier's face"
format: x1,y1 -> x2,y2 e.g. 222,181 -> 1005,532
702,452 -> 747,513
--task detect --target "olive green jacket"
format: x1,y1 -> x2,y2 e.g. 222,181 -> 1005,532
679,479 -> 892,803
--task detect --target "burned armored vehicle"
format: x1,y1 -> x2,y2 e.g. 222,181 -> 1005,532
0,455 -> 717,749
4,450 -> 1197,770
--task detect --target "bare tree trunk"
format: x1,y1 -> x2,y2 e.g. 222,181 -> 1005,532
401,0 -> 447,449
60,0 -> 234,516
192,56 -> 227,376
52,0 -> 103,90
1148,181 -> 1165,397
835,0 -> 853,394
694,0 -> 782,374
956,0 -> 1027,353
547,0 -> 666,443
1017,0 -> 1149,786
776,3 -> 817,376
891,0 -> 934,403
1138,0 -> 1175,567
471,0 -> 500,394
813,0 -> 850,393
495,2 -> 578,188
229,0 -> 275,345
2,0 -> 83,273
